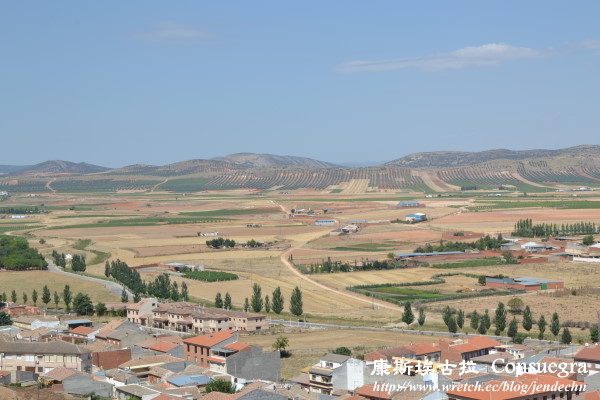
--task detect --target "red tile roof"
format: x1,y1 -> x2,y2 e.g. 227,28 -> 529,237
149,341 -> 180,353
183,330 -> 235,347
451,336 -> 501,354
355,383 -> 396,399
576,344 -> 600,362
222,342 -> 251,351
70,326 -> 97,336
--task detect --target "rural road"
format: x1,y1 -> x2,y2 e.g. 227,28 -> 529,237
46,259 -> 133,299
272,199 -> 403,312
280,247 -> 402,312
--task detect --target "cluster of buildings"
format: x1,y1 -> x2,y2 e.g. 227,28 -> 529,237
127,300 -> 269,334
0,298 -> 287,399
288,335 -> 600,400
2,295 -> 600,400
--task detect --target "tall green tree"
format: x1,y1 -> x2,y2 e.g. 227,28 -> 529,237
561,328 -> 572,344
121,288 -> 129,303
418,308 -> 426,330
290,286 -> 303,316
181,282 -> 189,301
456,309 -> 464,330
508,317 -> 518,339
224,292 -> 232,310
402,302 -> 415,326
551,312 -> 560,338
215,292 -> 223,309
265,295 -> 271,313
442,306 -> 452,328
483,310 -> 491,330
494,302 -> 507,335
22,292 -> 27,304
447,316 -> 458,333
11,290 -> 17,303
470,311 -> 480,330
73,293 -> 94,315
42,285 -> 51,309
243,297 -> 250,312
591,325 -> 599,343
32,289 -> 38,306
478,319 -> 487,334
63,285 -> 72,312
272,287 -> 284,314
104,261 -> 111,277
53,291 -> 60,310
251,283 -> 263,312
538,314 -> 547,340
522,306 -> 533,332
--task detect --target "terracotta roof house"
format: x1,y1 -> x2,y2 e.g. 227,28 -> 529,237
576,344 -> 600,372
183,330 -> 238,367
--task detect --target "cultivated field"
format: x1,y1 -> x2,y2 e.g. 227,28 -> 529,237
2,189 -> 600,339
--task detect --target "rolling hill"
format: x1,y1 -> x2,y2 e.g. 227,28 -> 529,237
1,146 -> 600,193
213,153 -> 339,168
384,145 -> 600,168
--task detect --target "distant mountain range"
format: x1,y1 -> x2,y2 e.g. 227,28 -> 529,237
2,146 -> 600,193
385,145 -> 600,168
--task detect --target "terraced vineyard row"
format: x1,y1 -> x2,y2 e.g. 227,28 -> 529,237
437,167 -> 522,186
0,179 -> 50,193
517,164 -> 600,185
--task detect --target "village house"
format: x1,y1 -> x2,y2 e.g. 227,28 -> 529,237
13,315 -> 60,330
0,341 -> 92,373
306,353 -> 364,395
183,330 -> 239,367
575,344 -> 600,372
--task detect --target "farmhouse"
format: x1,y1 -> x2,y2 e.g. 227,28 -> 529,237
485,277 -> 564,291
159,262 -> 204,272
405,213 -> 427,223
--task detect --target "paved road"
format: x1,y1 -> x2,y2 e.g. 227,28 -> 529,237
46,259 -> 133,298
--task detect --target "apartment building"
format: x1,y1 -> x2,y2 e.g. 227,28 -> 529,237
127,300 -> 269,334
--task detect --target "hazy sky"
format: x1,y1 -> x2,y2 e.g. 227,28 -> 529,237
2,1 -> 600,167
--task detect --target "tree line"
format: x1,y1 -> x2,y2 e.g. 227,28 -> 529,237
206,238 -> 236,249
1,284 -> 97,316
0,236 -> 47,270
414,234 -> 505,253
214,284 -> 304,316
431,300 -> 580,345
105,259 -> 189,302
512,218 -> 599,237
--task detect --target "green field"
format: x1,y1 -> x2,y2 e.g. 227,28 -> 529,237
48,217 -> 230,229
180,208 -> 281,217
329,242 -> 405,252
467,200 -> 600,211
0,225 -> 44,234
183,270 -> 239,282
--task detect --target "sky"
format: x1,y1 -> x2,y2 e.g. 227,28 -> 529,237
1,1 -> 600,167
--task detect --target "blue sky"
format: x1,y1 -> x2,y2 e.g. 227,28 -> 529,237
1,1 -> 599,167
